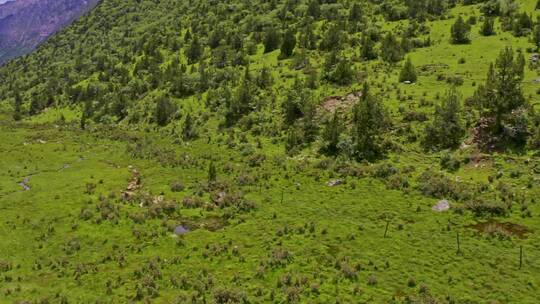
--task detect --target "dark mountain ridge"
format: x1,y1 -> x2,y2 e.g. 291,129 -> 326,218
0,0 -> 99,64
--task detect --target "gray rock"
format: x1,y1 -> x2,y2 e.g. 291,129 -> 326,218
327,179 -> 344,187
432,200 -> 450,212
174,225 -> 190,235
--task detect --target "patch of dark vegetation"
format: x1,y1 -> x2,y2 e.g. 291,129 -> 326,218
467,220 -> 532,239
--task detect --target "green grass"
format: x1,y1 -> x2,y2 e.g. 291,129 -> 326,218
1,115 -> 539,303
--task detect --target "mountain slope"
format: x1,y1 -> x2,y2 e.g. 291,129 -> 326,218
0,0 -> 99,64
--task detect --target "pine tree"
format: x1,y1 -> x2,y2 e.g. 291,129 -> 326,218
282,78 -> 309,125
351,84 -> 387,161
208,161 -> 217,185
307,0 -> 320,19
399,57 -> 417,83
513,12 -> 533,37
279,29 -> 297,59
186,36 -> 203,64
480,17 -> 495,36
263,28 -> 280,53
360,32 -> 377,60
474,47 -> 526,133
380,33 -> 403,63
29,95 -> 43,116
349,3 -> 362,22
423,87 -> 465,150
154,96 -> 177,126
319,24 -> 342,51
331,59 -> 354,85
533,24 -> 540,50
182,113 -> 197,140
321,110 -> 343,155
80,99 -> 92,130
13,92 -> 22,121
451,16 -> 471,44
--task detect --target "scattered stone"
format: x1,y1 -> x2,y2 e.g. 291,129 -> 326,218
122,169 -> 141,200
19,177 -> 30,191
174,225 -> 190,235
432,199 -> 450,212
327,179 -> 344,187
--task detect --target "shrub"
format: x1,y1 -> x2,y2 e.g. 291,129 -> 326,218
170,181 -> 185,192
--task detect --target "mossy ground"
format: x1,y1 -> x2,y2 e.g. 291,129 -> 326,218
1,108 -> 539,303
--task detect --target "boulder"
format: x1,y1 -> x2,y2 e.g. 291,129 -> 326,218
432,199 -> 450,212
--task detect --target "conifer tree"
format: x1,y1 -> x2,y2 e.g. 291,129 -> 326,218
182,113 -> 197,140
80,99 -> 92,130
351,84 -> 387,161
399,57 -> 417,83
533,24 -> 540,50
186,36 -> 203,64
321,110 -> 343,155
360,32 -> 377,60
264,28 -> 280,53
13,92 -> 22,121
474,47 -> 526,133
154,96 -> 177,126
29,95 -> 42,116
208,161 -> 217,185
349,3 -> 362,22
423,87 -> 465,150
380,33 -> 403,63
451,16 -> 471,44
480,17 -> 495,36
279,29 -> 297,59
307,0 -> 320,19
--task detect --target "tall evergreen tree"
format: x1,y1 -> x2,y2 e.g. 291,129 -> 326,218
263,28 -> 280,53
360,32 -> 377,60
451,16 -> 471,44
208,161 -> 217,186
480,17 -> 495,36
533,23 -> 540,50
321,110 -> 343,155
380,33 -> 403,63
154,96 -> 177,126
80,99 -> 92,130
474,47 -> 526,133
423,87 -> 465,150
399,57 -> 417,83
307,0 -> 320,19
351,84 -> 387,161
186,36 -> 203,64
13,92 -> 22,121
279,29 -> 297,59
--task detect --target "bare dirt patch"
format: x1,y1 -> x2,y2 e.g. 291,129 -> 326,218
319,91 -> 361,114
468,220 -> 532,239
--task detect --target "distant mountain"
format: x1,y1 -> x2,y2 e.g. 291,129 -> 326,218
0,0 -> 99,64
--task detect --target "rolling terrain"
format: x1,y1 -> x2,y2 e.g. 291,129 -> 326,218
0,0 -> 540,302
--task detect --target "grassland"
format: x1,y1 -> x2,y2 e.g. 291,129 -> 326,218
1,107 -> 539,303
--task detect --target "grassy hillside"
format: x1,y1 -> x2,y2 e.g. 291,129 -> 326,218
1,0 -> 540,302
